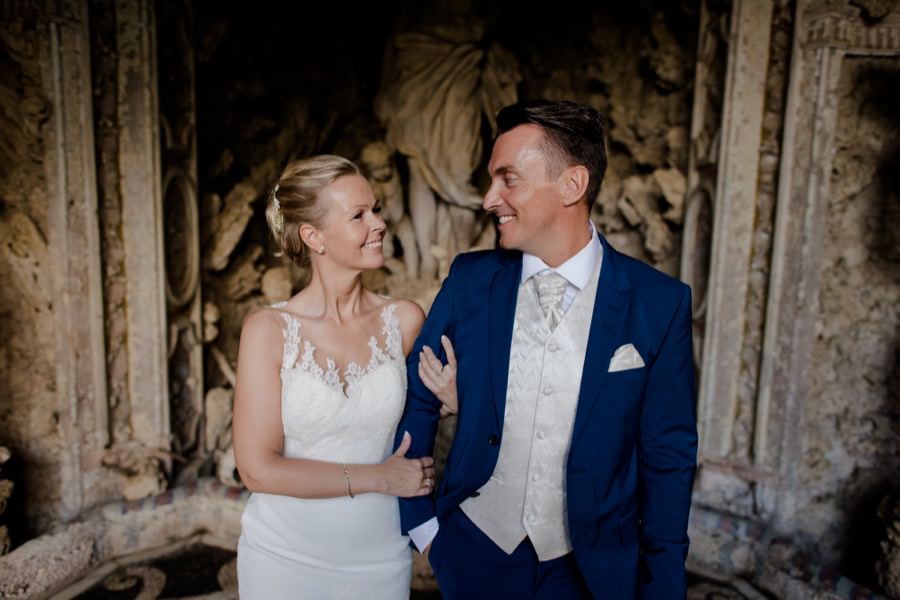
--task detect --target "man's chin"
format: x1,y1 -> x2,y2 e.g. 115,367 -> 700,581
498,234 -> 520,251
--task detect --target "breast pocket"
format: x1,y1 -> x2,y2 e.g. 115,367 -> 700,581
602,366 -> 647,386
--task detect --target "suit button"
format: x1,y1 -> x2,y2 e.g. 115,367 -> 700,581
488,435 -> 499,446
548,343 -> 560,352
543,386 -> 553,395
470,491 -> 481,498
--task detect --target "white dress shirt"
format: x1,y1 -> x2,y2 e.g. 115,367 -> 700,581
408,221 -> 602,553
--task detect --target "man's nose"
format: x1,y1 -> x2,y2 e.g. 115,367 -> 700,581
483,182 -> 501,211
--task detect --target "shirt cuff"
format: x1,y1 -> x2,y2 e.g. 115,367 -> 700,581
408,517 -> 439,553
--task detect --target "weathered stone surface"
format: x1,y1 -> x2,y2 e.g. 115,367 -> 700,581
205,387 -> 233,454
797,56 -> 900,561
877,495 -> 900,597
216,244 -> 264,301
203,301 -> 221,343
204,183 -> 258,272
100,446 -> 167,502
654,167 -> 687,224
851,0 -> 900,20
261,266 -> 293,304
0,523 -> 95,599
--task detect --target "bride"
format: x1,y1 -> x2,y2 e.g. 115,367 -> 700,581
233,155 -> 457,599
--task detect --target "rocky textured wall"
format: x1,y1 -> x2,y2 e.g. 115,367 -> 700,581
501,4 -> 697,275
800,56 -> 900,575
0,18 -> 65,536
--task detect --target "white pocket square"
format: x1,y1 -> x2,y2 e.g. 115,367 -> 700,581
608,343 -> 645,372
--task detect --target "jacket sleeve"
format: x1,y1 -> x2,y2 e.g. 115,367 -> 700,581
394,259 -> 459,534
637,283 -> 698,600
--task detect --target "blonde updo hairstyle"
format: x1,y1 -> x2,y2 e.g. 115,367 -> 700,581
265,155 -> 362,268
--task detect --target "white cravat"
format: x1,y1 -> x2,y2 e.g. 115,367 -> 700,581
532,270 -> 569,331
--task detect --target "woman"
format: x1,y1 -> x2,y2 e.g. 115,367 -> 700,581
233,155 -> 457,599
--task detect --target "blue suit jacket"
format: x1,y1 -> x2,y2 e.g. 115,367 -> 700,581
396,235 -> 698,599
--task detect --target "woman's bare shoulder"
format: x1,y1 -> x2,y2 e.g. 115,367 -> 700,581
240,305 -> 289,345
391,298 -> 426,324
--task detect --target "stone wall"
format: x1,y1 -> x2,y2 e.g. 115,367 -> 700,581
799,55 -> 900,571
0,10 -> 73,535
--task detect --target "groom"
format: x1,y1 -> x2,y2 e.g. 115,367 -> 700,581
395,99 -> 697,598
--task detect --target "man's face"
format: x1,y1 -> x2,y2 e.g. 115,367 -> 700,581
483,124 -> 562,255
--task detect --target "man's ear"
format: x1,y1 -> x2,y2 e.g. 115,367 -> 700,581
299,223 -> 321,252
561,165 -> 590,207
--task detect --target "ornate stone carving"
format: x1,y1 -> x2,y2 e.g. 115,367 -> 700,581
158,0 -> 205,469
375,18 -> 520,279
803,4 -> 900,49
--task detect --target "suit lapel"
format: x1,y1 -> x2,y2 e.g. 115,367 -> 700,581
488,252 -> 522,427
571,236 -> 632,445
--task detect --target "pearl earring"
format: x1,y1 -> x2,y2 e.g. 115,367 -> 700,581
318,246 -> 325,255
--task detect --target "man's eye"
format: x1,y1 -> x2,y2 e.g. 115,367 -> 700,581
353,212 -> 363,220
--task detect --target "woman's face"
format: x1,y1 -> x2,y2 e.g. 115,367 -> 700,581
315,174 -> 385,271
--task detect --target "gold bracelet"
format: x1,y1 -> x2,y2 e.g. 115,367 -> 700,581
343,463 -> 355,498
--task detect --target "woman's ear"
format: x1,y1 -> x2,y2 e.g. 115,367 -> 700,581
561,165 -> 590,207
299,223 -> 321,252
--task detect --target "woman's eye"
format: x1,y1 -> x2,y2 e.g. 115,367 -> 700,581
373,205 -> 382,214
353,212 -> 363,220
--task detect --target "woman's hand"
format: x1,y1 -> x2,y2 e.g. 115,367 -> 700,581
418,335 -> 458,418
379,432 -> 435,497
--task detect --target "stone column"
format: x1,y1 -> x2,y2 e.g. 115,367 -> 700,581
39,0 -> 108,522
0,0 -> 108,524
694,0 -> 775,513
115,0 -> 170,452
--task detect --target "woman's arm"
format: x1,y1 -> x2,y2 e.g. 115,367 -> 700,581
232,308 -> 434,499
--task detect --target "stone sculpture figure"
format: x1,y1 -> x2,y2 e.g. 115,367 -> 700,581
375,17 -> 520,279
360,141 -> 418,277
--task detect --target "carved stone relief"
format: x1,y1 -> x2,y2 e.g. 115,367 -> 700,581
375,17 -> 520,280
157,0 -> 205,480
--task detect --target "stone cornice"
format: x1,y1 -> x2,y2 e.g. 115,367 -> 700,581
803,6 -> 900,52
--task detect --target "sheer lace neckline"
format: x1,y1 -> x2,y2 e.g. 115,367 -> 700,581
272,302 -> 403,399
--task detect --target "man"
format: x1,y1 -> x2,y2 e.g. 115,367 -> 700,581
395,100 -> 697,598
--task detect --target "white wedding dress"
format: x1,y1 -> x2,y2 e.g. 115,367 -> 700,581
237,302 -> 412,599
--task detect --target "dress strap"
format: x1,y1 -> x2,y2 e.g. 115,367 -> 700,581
272,303 -> 300,371
380,303 -> 403,360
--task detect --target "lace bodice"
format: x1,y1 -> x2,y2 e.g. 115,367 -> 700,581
271,302 -> 407,464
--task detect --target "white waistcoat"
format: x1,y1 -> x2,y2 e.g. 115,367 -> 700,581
460,257 -> 600,561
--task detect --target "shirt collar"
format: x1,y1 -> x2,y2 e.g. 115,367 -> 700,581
521,221 -> 601,290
